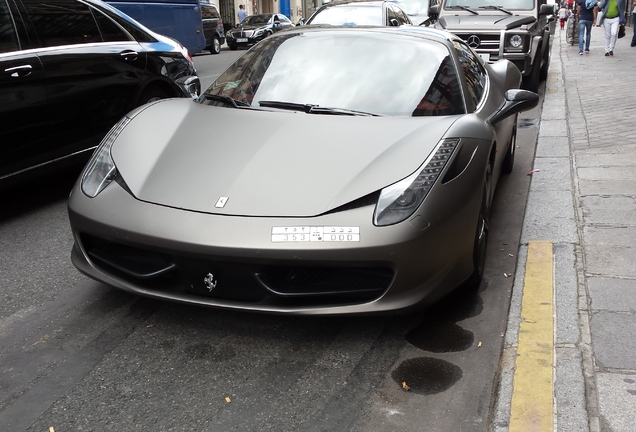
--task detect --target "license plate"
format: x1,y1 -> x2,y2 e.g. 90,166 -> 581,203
236,38 -> 248,43
479,53 -> 490,62
271,226 -> 360,242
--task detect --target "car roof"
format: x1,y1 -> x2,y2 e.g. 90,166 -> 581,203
291,23 -> 457,44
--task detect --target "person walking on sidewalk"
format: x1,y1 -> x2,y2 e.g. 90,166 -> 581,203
559,4 -> 569,29
598,0 -> 626,55
237,4 -> 248,23
631,0 -> 636,46
577,0 -> 598,53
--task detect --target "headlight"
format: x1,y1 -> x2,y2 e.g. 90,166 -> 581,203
253,29 -> 265,37
510,35 -> 523,48
81,116 -> 131,198
505,34 -> 527,52
374,139 -> 460,226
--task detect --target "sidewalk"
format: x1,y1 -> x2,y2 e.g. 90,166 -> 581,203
492,24 -> 636,431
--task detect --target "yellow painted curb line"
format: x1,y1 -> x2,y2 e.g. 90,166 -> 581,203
509,241 -> 554,432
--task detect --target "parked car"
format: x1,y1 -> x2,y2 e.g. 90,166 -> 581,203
305,0 -> 413,26
200,1 -> 226,54
68,26 -> 538,315
0,0 -> 200,186
226,13 -> 294,50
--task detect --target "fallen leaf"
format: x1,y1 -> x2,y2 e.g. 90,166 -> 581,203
478,341 -> 482,347
402,381 -> 410,391
508,254 -> 514,257
225,397 -> 232,403
503,273 -> 512,278
49,428 -> 55,432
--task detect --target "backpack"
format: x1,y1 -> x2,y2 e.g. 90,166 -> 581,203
585,0 -> 596,9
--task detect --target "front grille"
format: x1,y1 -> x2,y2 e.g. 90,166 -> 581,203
80,235 -> 393,306
457,33 -> 501,59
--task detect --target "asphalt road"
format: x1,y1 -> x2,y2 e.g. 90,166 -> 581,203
0,49 -> 543,431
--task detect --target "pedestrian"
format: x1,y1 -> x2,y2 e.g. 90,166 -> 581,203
597,0 -> 626,56
237,4 -> 247,23
631,0 -> 636,46
577,0 -> 597,54
559,4 -> 569,29
596,0 -> 604,25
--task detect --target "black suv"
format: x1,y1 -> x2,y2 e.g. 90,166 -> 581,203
1,0 -> 201,185
429,0 -> 554,92
201,1 -> 226,54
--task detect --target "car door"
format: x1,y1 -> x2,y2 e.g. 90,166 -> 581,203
20,0 -> 148,158
0,0 -> 49,179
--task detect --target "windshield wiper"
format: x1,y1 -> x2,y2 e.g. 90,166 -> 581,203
446,5 -> 479,15
258,101 -> 382,116
202,93 -> 251,108
478,5 -> 513,15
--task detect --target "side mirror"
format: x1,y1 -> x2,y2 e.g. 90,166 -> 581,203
389,18 -> 400,26
296,19 -> 305,26
539,4 -> 554,16
488,89 -> 539,125
428,4 -> 440,18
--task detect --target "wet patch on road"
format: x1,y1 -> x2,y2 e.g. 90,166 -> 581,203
391,357 -> 462,395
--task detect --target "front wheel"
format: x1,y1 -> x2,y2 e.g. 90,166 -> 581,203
466,164 -> 492,287
228,43 -> 237,51
522,55 -> 541,93
210,37 -> 221,55
138,87 -> 170,105
502,120 -> 517,175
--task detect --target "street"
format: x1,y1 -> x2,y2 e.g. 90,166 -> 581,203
0,49 -> 544,431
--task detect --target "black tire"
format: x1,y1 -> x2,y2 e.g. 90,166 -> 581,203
210,37 -> 221,55
539,43 -> 550,81
466,163 -> 492,287
138,87 -> 170,105
502,121 -> 517,175
522,54 -> 541,93
228,43 -> 237,51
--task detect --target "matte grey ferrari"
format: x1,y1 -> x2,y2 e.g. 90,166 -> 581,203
68,26 -> 538,315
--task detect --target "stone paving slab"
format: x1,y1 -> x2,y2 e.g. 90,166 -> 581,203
590,312 -> 636,370
588,277 -> 636,312
597,373 -> 636,432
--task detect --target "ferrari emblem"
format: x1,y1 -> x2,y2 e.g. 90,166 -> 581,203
204,273 -> 218,292
215,197 -> 229,208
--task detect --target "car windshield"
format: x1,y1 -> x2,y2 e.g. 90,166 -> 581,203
202,31 -> 465,117
241,14 -> 272,25
391,0 -> 428,17
444,0 -> 534,11
308,5 -> 384,25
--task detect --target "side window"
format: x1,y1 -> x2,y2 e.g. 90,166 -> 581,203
387,6 -> 399,25
413,55 -> 465,117
0,2 -> 20,53
453,40 -> 487,110
22,0 -> 102,46
93,9 -> 131,42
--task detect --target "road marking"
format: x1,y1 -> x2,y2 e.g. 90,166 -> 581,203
509,241 -> 554,432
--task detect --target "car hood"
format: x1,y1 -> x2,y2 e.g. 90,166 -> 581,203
230,24 -> 267,32
437,14 -> 536,31
112,99 -> 458,217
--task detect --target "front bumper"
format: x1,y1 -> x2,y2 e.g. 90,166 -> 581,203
68,173 -> 481,315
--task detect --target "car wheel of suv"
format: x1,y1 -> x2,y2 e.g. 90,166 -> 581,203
522,55 -> 541,93
539,43 -> 550,80
210,37 -> 221,55
228,43 -> 237,51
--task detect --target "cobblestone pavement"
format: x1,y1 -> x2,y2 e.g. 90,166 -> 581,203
492,23 -> 636,432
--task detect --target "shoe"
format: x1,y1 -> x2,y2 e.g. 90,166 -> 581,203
579,51 -> 583,55
605,52 -> 610,56
585,49 -> 589,53
610,51 -> 614,56
631,42 -> 636,47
